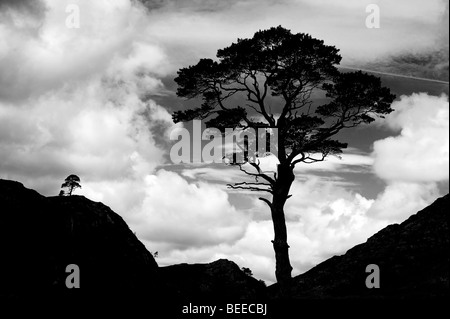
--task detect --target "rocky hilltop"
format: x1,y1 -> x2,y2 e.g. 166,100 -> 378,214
160,259 -> 267,299
0,179 -> 158,299
269,194 -> 449,299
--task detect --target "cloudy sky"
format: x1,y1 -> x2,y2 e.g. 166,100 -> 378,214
0,0 -> 448,284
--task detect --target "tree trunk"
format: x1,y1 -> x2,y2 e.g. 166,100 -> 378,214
271,163 -> 295,285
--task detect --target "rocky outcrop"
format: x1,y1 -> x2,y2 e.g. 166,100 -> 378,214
160,259 -> 267,299
269,194 -> 450,299
0,179 -> 159,299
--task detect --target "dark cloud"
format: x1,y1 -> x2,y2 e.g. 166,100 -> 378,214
135,0 -> 250,13
364,51 -> 449,83
361,0 -> 449,82
0,0 -> 47,17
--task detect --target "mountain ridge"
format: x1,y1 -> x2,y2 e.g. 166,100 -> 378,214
0,179 -> 159,298
268,194 -> 449,299
0,178 -> 448,300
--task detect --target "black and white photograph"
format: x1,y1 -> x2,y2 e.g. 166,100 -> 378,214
0,0 -> 448,316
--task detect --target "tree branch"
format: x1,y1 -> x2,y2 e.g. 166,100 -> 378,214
227,183 -> 273,194
242,162 -> 276,185
259,197 -> 273,209
291,152 -> 328,167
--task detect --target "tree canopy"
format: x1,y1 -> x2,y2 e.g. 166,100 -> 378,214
61,174 -> 81,196
174,26 -> 395,168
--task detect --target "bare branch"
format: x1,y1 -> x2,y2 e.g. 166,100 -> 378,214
232,181 -> 273,188
236,72 -> 275,126
259,197 -> 273,209
292,152 -> 328,167
289,152 -> 306,167
227,183 -> 273,194
238,163 -> 276,186
304,153 -> 327,164
246,103 -> 264,115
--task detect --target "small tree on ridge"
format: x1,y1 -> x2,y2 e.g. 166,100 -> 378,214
61,174 -> 82,196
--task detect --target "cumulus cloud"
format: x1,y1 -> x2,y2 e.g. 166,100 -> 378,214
368,182 -> 440,221
285,185 -> 385,272
0,84 -> 169,191
130,170 -> 249,248
0,0 -> 172,102
373,93 -> 449,183
0,0 -> 176,195
369,93 -> 449,221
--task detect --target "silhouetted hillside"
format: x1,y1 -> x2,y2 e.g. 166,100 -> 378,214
0,179 -> 158,299
160,259 -> 267,299
0,179 -> 260,302
1,179 -> 448,303
269,194 -> 450,299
